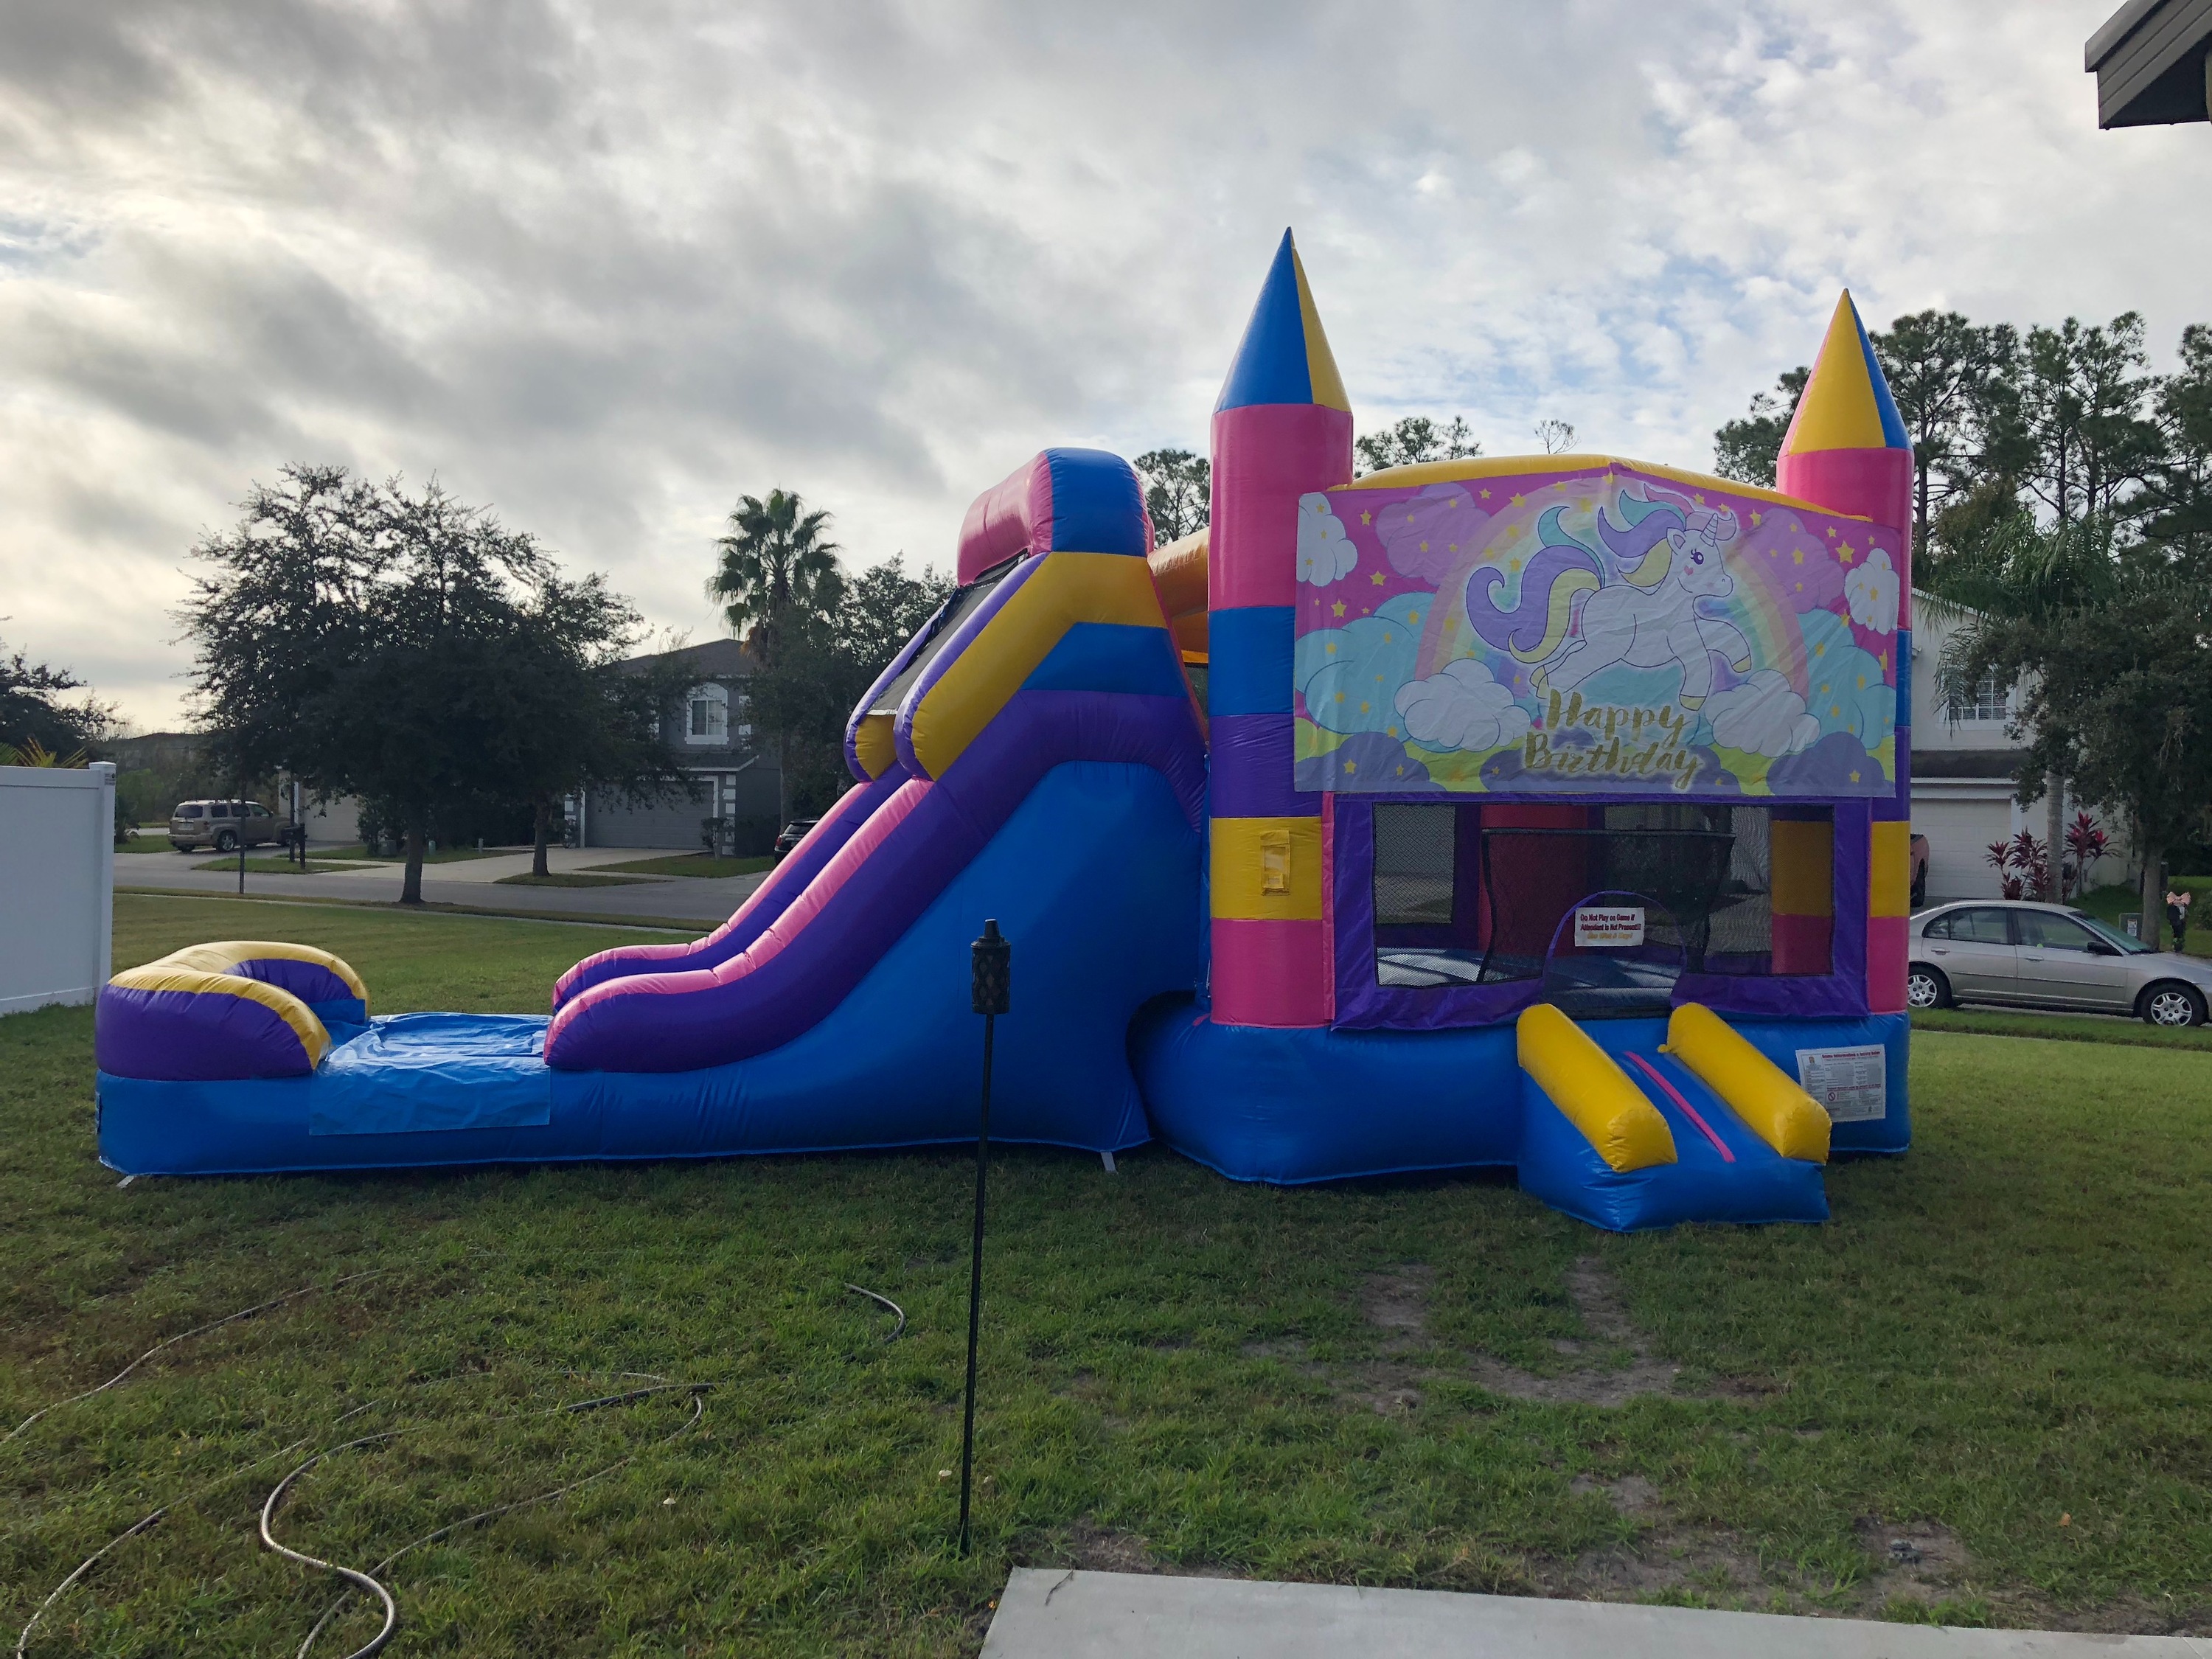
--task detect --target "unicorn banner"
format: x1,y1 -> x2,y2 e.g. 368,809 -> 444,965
1293,462 -> 1902,798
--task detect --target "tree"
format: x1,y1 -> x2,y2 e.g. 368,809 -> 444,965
2140,324 -> 2212,571
2017,315 -> 2161,528
744,555 -> 953,819
709,490 -> 844,667
1924,507 -> 2211,939
1534,419 -> 1577,455
1354,415 -> 1479,477
1,636 -> 112,758
184,467 -> 673,903
1869,312 -> 2020,559
1711,367 -> 1808,488
1133,449 -> 1210,542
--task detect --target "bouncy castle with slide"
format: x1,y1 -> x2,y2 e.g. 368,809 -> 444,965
96,233 -> 1915,1231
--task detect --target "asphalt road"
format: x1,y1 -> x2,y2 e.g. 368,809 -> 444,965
116,843 -> 766,928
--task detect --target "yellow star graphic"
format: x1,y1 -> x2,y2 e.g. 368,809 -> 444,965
1792,549 -> 1804,565
1419,540 -> 1430,552
1343,759 -> 1357,773
1508,557 -> 1521,572
1324,641 -> 1338,655
1360,510 -> 1372,526
1480,489 -> 1492,500
1331,600 -> 1346,618
1750,510 -> 1763,527
1386,726 -> 1399,738
1446,497 -> 1458,508
1409,611 -> 1422,625
1848,770 -> 1860,783
1447,543 -> 1458,552
1371,571 -> 1386,585
1840,543 -> 1855,563
1826,526 -> 1837,538
1334,691 -> 1346,703
1510,493 -> 1525,507
1359,701 -> 1371,714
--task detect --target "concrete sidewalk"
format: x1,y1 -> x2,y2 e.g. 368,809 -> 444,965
979,1571 -> 2209,1658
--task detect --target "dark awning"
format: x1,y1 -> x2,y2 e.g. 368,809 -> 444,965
2087,0 -> 2212,127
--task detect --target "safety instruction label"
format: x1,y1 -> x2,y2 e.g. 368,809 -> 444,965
1573,906 -> 1645,948
1795,1044 -> 1888,1121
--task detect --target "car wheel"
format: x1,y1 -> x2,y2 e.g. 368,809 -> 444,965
1910,869 -> 1927,910
2140,982 -> 2206,1028
1905,964 -> 1950,1010
214,830 -> 239,853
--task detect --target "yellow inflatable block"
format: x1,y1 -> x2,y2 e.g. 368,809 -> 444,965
1210,815 -> 1324,920
1664,1003 -> 1830,1164
1515,1004 -> 1676,1173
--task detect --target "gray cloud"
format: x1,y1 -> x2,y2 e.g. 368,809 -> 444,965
0,0 -> 2202,727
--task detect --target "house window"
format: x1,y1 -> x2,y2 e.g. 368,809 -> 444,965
685,683 -> 729,745
1945,672 -> 2006,724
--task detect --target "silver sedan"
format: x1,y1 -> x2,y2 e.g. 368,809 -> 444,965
1907,900 -> 2212,1027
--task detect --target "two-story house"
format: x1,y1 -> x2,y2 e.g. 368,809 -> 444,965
1910,591 -> 2133,901
567,639 -> 785,854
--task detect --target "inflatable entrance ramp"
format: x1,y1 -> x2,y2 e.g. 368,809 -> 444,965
95,450 -> 1207,1177
1515,1004 -> 1830,1230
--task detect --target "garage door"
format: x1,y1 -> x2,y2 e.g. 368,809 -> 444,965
1912,798 -> 2008,902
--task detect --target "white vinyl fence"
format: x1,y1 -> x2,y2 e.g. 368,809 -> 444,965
0,763 -> 116,1015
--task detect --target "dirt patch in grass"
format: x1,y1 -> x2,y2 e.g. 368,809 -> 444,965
1256,1257 -> 1761,1413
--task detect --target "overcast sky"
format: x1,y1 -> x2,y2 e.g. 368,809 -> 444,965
4,0 -> 2205,731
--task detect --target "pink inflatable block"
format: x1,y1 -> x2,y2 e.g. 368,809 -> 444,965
1211,917 -> 1331,1027
1776,447 -> 1914,622
1208,404 -> 1353,611
1771,913 -> 1835,978
1865,915 -> 1908,1014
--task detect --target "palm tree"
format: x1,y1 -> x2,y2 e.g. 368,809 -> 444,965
708,490 -> 844,666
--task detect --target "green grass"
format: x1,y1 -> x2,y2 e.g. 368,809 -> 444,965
494,872 -> 654,888
114,835 -> 175,855
189,858 -> 354,875
584,853 -> 778,879
5,898 -> 2212,1651
319,845 -> 505,865
1913,1006 -> 2212,1051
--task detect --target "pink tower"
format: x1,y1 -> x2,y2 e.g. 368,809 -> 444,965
1775,291 -> 1915,1015
1206,231 -> 1354,1026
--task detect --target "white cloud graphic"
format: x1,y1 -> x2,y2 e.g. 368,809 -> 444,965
1394,658 -> 1531,752
1845,546 -> 1899,635
1705,669 -> 1820,758
1296,493 -> 1357,585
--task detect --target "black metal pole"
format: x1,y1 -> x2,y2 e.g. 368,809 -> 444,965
959,918 -> 1010,1557
236,776 -> 247,895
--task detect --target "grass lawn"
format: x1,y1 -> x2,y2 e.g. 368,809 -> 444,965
4,897 -> 2211,1653
113,835 -> 175,855
189,858 -> 355,875
1912,1006 -> 2212,1051
584,853 -> 779,879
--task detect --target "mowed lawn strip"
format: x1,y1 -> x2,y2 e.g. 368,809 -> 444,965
0,894 -> 2207,1655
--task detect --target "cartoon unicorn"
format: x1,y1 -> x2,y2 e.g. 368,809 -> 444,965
1467,484 -> 1752,709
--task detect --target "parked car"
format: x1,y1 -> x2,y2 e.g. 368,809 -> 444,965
1906,899 -> 2212,1026
1910,832 -> 1929,910
771,818 -> 820,863
169,799 -> 286,854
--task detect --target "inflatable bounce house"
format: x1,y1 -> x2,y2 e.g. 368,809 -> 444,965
95,232 -> 1913,1230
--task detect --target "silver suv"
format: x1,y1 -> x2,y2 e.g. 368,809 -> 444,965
169,799 -> 285,854
1907,900 -> 2212,1027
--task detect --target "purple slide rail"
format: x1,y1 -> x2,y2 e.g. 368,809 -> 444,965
544,689 -> 1202,1073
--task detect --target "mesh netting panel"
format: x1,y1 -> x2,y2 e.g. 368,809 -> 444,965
1374,804 -> 1457,928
